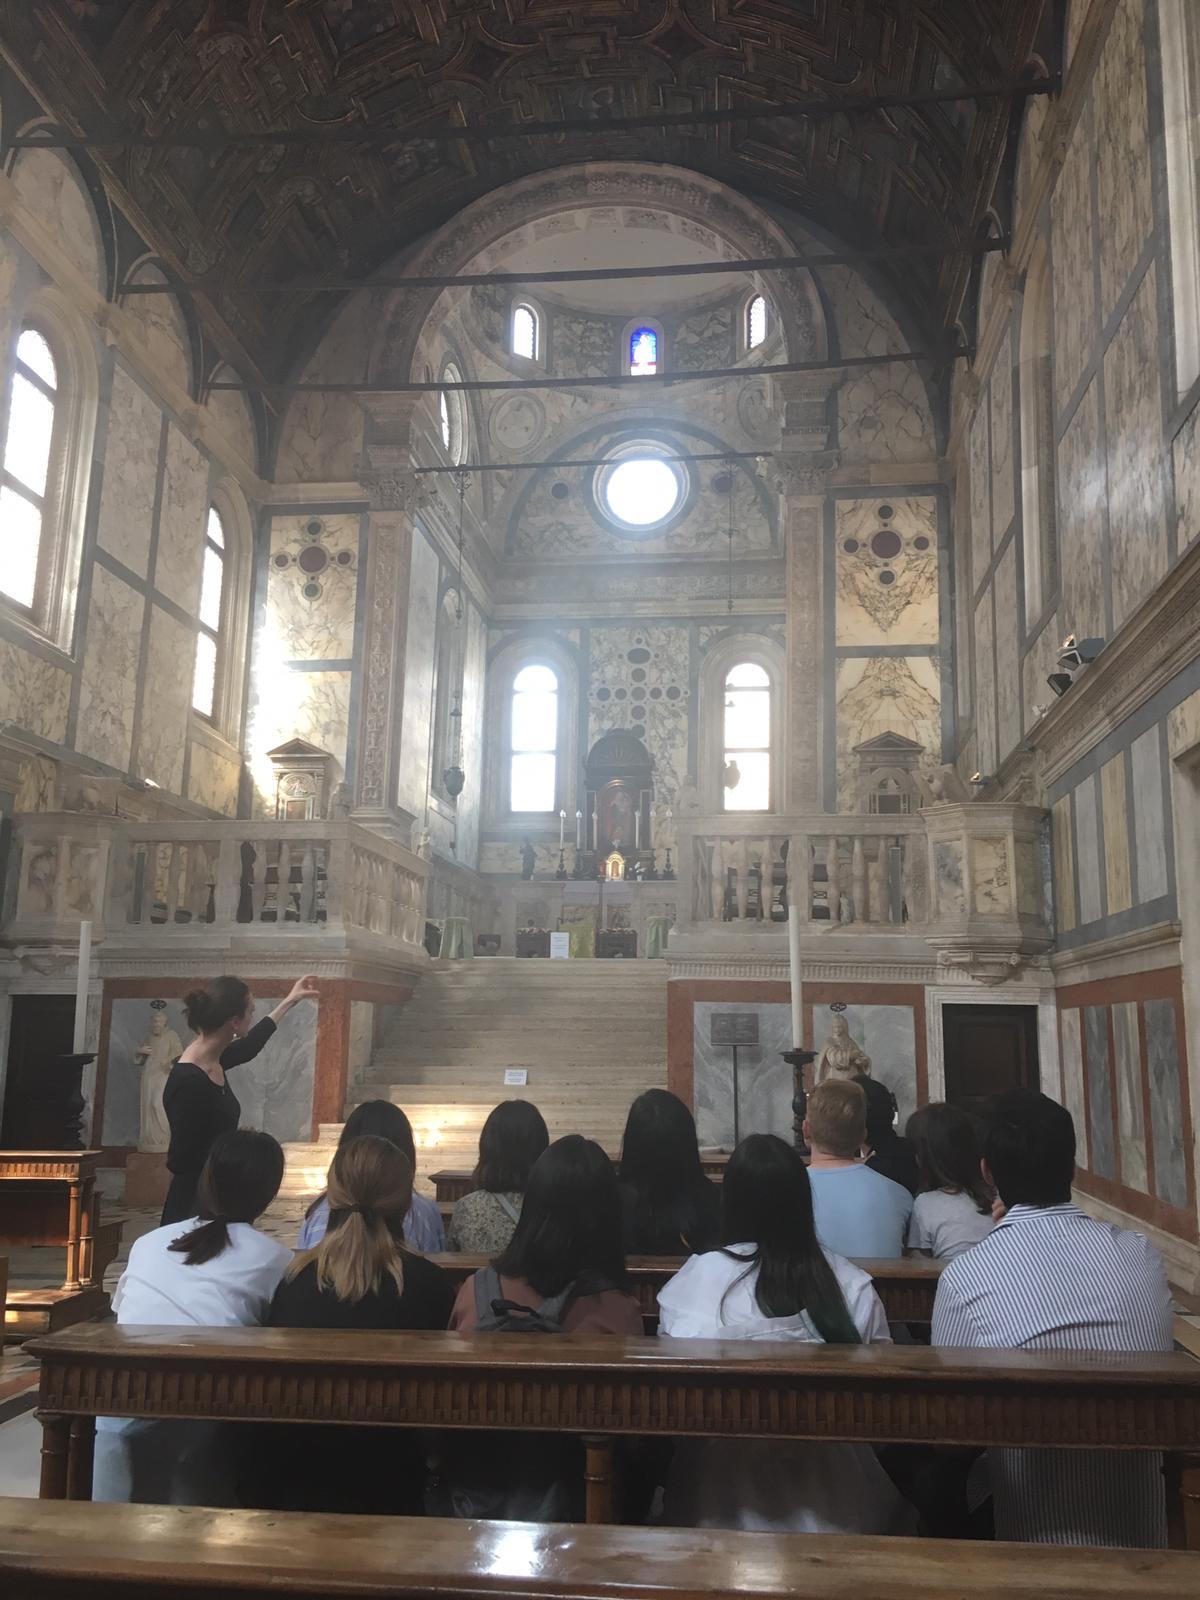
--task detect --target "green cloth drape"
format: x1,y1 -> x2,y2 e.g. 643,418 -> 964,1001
646,916 -> 672,958
439,916 -> 474,959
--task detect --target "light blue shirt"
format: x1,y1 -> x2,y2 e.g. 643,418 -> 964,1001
296,1190 -> 445,1253
808,1164 -> 913,1259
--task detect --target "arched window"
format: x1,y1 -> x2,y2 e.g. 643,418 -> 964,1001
1,327 -> 60,610
723,661 -> 771,811
192,505 -> 225,719
510,662 -> 558,812
512,303 -> 539,361
439,363 -> 467,463
745,294 -> 768,351
1161,0 -> 1200,398
629,326 -> 658,376
1018,239 -> 1057,623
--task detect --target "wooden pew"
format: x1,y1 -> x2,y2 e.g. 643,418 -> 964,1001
2,1500 -> 1199,1600
431,1153 -> 730,1205
0,1151 -> 118,1339
26,1324 -> 1200,1545
426,1252 -> 943,1328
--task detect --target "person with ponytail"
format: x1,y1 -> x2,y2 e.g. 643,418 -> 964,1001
246,1135 -> 454,1516
94,1129 -> 290,1505
657,1133 -> 914,1535
161,973 -> 319,1226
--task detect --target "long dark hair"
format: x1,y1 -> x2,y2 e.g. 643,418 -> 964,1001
905,1103 -> 992,1214
618,1088 -> 715,1252
305,1099 -> 416,1220
855,1075 -> 900,1148
719,1134 -> 860,1343
182,976 -> 251,1035
495,1134 -> 627,1298
169,1129 -> 284,1265
473,1100 -> 549,1194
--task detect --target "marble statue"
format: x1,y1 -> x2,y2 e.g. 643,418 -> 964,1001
329,781 -> 351,818
815,1015 -> 871,1084
134,1010 -> 182,1153
520,838 -> 537,880
415,828 -> 433,861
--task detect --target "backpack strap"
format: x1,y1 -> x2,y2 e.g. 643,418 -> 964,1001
535,1279 -> 579,1326
494,1193 -> 521,1226
473,1264 -> 503,1324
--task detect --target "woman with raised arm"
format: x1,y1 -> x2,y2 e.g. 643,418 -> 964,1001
161,973 -> 319,1225
658,1132 -> 913,1534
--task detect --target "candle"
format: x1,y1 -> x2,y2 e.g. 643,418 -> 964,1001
635,809 -> 641,850
787,905 -> 803,1050
591,808 -> 598,850
73,919 -> 92,1054
575,810 -> 583,849
559,809 -> 565,848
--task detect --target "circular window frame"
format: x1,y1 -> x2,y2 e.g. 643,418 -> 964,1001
591,441 -> 691,538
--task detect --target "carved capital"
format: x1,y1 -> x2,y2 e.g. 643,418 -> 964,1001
769,450 -> 838,498
359,466 -> 430,513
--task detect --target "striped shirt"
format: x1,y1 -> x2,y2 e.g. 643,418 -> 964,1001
931,1201 -> 1173,1548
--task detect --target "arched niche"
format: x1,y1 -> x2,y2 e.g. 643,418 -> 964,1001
584,729 -> 654,857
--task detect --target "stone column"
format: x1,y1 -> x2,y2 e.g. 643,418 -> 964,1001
354,396 -> 428,842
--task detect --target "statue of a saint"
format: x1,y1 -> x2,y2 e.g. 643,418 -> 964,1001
134,1010 -> 181,1152
815,1015 -> 871,1084
519,839 -> 537,880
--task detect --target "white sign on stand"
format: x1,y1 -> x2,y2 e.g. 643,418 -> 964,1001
549,931 -> 570,959
504,1068 -> 528,1086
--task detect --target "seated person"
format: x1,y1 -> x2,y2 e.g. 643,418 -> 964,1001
658,1133 -> 912,1534
94,1129 -> 291,1505
905,1102 -> 994,1260
805,1079 -> 913,1258
298,1098 -> 443,1252
856,1075 -> 920,1196
447,1098 -> 549,1254
248,1135 -> 454,1517
617,1088 -> 721,1256
932,1089 -> 1173,1547
446,1134 -> 641,1520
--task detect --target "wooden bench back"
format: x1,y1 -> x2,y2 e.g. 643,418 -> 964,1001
2,1500 -> 1199,1599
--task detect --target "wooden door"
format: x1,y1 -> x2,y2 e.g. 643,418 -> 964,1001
1,994 -> 79,1147
941,1004 -> 1039,1109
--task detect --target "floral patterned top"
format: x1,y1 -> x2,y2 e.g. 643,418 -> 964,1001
447,1189 -> 523,1255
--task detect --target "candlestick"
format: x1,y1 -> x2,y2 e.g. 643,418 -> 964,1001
73,919 -> 92,1054
575,809 -> 583,849
787,904 -> 803,1050
559,809 -> 565,848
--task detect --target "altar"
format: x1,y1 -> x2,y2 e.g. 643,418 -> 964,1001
498,878 -> 678,959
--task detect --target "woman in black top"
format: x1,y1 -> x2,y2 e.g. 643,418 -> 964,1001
617,1088 -> 720,1256
250,1134 -> 454,1516
161,974 -> 319,1226
855,1074 -> 920,1196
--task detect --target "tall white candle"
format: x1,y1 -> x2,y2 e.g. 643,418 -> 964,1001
787,904 -> 803,1050
73,919 -> 92,1054
592,808 -> 598,850
635,809 -> 641,850
575,810 -> 583,849
559,809 -> 565,847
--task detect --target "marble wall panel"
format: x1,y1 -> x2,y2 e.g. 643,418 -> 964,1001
187,740 -> 240,816
589,623 -> 692,808
1022,616 -> 1062,736
993,540 -> 1021,761
1174,403 -> 1200,553
11,149 -> 102,290
1131,724 -> 1170,902
136,606 -> 193,795
1073,773 -> 1103,925
1057,381 -> 1106,643
277,392 -> 364,483
1095,0 -> 1154,320
77,566 -> 144,770
1060,1007 -> 1088,1166
124,268 -> 190,394
934,839 -> 966,920
971,836 -> 1011,916
0,636 -> 70,744
1111,1000 -> 1147,1194
834,497 -> 938,647
1104,268 -> 1168,628
204,383 -> 257,468
990,330 -> 1016,538
154,425 -> 209,613
834,656 -> 940,811
835,1004 -> 918,1132
96,367 -> 161,577
1083,1004 -> 1116,1179
15,754 -> 57,814
825,266 -> 936,464
974,590 -> 997,778
1145,997 -> 1188,1209
694,1001 -> 793,1148
267,514 -> 359,660
968,405 -> 992,589
1100,753 -> 1132,915
349,1000 -> 375,1085
397,530 -> 439,820
1051,115 -> 1097,412
1052,795 -> 1077,933
103,997 -> 316,1150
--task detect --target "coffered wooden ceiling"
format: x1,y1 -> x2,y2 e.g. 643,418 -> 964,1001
0,0 -> 1053,380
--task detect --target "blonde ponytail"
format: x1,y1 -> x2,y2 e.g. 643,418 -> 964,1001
289,1134 -> 413,1303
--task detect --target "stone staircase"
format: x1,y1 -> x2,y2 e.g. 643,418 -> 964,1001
279,958 -> 669,1207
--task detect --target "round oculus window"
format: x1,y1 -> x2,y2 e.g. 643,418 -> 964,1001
596,449 -> 686,533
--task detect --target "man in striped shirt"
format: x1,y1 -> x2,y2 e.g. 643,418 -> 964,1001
931,1088 -> 1173,1547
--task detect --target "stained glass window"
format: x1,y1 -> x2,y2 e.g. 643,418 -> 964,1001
629,327 -> 658,376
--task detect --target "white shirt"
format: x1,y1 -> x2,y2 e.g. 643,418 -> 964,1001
656,1246 -> 912,1534
932,1202 -> 1173,1547
113,1218 -> 293,1328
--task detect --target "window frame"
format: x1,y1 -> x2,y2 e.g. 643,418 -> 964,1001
508,660 -> 560,816
1,326 -> 60,619
191,478 -> 252,744
621,318 -> 665,378
699,635 -> 784,814
744,292 -> 769,352
511,301 -> 541,363
1161,0 -> 1200,401
191,504 -> 226,723
438,361 -> 468,464
720,661 -> 772,814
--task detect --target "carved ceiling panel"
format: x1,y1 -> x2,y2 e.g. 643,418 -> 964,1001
2,0 -> 1049,375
